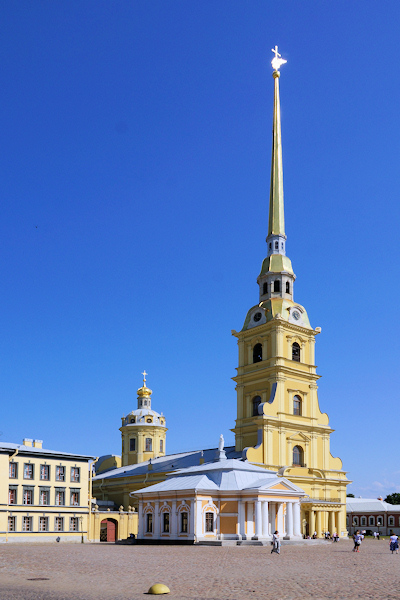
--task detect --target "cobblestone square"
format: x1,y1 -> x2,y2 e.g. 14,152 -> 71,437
1,539 -> 400,600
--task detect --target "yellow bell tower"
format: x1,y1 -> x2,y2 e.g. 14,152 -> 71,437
120,371 -> 167,466
231,47 -> 350,538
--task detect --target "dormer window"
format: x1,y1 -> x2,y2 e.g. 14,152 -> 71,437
146,418 -> 152,423
130,417 -> 135,423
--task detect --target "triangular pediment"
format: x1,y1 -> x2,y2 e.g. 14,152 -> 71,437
287,431 -> 310,443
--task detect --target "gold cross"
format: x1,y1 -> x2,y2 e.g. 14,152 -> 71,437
271,45 -> 281,60
142,370 -> 148,385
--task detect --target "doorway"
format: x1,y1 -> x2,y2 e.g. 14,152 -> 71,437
100,519 -> 117,542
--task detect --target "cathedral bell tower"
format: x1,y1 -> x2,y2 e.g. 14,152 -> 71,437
231,48 -> 349,538
120,372 -> 167,466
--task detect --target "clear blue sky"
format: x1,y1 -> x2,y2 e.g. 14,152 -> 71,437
1,1 -> 399,498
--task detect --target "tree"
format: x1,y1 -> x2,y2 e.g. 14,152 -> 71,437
346,493 -> 355,498
384,493 -> 400,505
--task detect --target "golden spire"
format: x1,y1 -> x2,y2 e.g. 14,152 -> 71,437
268,46 -> 286,237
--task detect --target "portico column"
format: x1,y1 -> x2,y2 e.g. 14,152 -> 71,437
195,498 -> 202,540
255,500 -> 262,538
277,503 -> 284,536
138,500 -> 143,538
293,501 -> 301,537
328,510 -> 335,535
285,502 -> 293,538
336,510 -> 342,537
270,503 -> 277,534
315,510 -> 322,538
238,499 -> 245,539
310,509 -> 315,536
171,500 -> 177,538
154,501 -> 160,538
247,502 -> 254,537
262,501 -> 269,537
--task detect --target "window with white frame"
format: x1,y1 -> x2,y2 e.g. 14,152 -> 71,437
368,516 -> 375,526
40,465 -> 50,480
39,489 -> 50,506
55,490 -> 65,506
145,438 -> 152,452
22,516 -> 32,532
56,466 -> 65,481
377,516 -> 383,526
293,395 -> 302,416
71,467 -> 80,482
23,488 -> 33,505
388,516 -> 395,526
352,516 -> 359,526
24,463 -> 34,479
69,517 -> 79,531
55,517 -> 64,531
205,512 -> 214,532
360,516 -> 366,526
8,516 -> 16,531
162,512 -> 170,533
180,511 -> 188,533
146,513 -> 153,533
39,517 -> 48,532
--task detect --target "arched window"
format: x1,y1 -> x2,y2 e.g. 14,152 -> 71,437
160,439 -> 164,453
252,395 -> 261,416
286,281 -> 290,294
360,516 -> 366,526
292,342 -> 301,362
274,280 -> 280,293
269,243 -> 272,250
293,395 -> 302,416
388,516 -> 394,526
377,516 -> 383,526
368,516 -> 375,526
275,241 -> 279,250
263,282 -> 268,295
145,438 -> 152,452
129,438 -> 136,451
253,343 -> 262,363
292,445 -> 304,466
353,516 -> 359,526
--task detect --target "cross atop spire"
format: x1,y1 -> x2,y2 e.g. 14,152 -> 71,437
141,370 -> 148,386
271,46 -> 287,72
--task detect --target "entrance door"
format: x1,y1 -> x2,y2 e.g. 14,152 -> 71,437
100,519 -> 117,542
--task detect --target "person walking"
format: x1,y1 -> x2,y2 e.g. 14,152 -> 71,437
389,533 -> 399,554
271,530 -> 281,554
353,530 -> 362,552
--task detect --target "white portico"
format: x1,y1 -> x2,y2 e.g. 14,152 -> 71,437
132,444 -> 305,543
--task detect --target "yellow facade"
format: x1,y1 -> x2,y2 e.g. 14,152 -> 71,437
1,439 -> 94,542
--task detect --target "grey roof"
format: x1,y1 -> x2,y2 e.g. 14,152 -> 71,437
132,457 -> 306,496
93,445 -> 241,480
0,441 -> 95,461
347,498 -> 400,513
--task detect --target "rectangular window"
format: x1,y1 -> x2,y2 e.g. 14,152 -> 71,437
9,462 -> 17,478
24,464 -> 34,479
70,491 -> 80,506
389,516 -> 395,526
146,513 -> 153,533
55,517 -> 64,532
369,516 -> 375,526
8,516 -> 16,532
55,490 -> 65,506
129,438 -> 136,452
205,512 -> 214,532
22,516 -> 32,532
8,488 -> 17,504
70,467 -> 80,483
180,512 -> 188,533
360,516 -> 366,526
145,438 -> 152,452
377,516 -> 383,526
23,488 -> 33,505
160,439 -> 163,453
56,466 -> 65,481
69,517 -> 79,532
39,517 -> 48,532
40,465 -> 50,481
39,489 -> 50,506
163,512 -> 170,533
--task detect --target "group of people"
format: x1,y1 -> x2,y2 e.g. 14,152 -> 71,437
353,530 -> 399,554
305,531 -> 339,541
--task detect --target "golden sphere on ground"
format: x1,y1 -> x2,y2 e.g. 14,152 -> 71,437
148,583 -> 170,595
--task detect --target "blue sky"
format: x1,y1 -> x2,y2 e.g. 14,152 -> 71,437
1,1 -> 399,498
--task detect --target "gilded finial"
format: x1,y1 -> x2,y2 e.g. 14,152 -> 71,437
141,370 -> 148,386
271,45 -> 287,73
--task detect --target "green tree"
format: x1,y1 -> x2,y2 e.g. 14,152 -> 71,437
346,493 -> 355,498
384,493 -> 400,505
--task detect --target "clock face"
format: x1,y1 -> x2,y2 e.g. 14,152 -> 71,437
292,310 -> 300,321
253,312 -> 262,322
